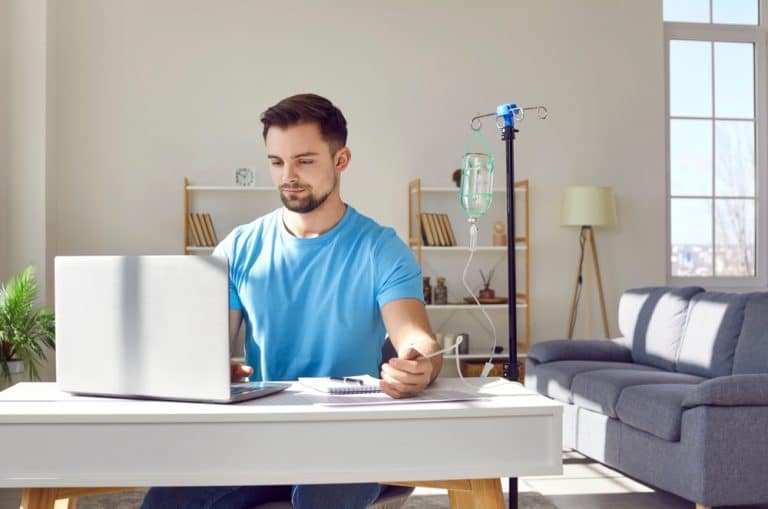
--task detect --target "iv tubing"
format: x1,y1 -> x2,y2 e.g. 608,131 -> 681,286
461,218 -> 498,375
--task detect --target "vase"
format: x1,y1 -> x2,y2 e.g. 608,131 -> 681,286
422,277 -> 432,305
8,359 -> 23,374
434,277 -> 448,305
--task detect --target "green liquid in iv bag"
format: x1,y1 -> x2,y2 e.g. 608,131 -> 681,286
460,192 -> 493,218
459,152 -> 494,218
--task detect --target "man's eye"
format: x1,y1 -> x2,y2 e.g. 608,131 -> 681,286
299,160 -> 313,165
270,161 -> 283,167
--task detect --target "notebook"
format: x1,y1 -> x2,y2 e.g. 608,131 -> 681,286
299,375 -> 382,394
54,255 -> 291,404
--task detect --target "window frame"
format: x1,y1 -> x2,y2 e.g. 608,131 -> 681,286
665,2 -> 768,288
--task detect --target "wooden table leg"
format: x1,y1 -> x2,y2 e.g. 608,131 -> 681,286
20,489 -> 59,509
467,478 -> 504,509
20,487 -> 136,509
448,488 -> 475,509
388,478 -> 505,509
54,495 -> 76,509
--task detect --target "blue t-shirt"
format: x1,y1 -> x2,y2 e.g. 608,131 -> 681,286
213,205 -> 423,381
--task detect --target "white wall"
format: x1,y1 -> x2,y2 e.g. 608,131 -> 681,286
6,0 -> 49,294
0,0 -> 664,382
49,0 -> 666,345
0,0 -> 9,283
6,0 -> 56,381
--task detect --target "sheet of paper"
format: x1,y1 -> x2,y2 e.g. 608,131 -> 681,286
298,388 -> 487,406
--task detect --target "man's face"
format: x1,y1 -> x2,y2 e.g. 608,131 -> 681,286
265,123 -> 345,214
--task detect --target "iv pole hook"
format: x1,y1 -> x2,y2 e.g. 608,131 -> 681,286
470,105 -> 548,131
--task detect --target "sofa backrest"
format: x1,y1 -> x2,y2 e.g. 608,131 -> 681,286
675,292 -> 750,377
733,293 -> 768,374
618,286 -> 704,371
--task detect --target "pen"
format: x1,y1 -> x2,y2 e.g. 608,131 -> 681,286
330,376 -> 364,385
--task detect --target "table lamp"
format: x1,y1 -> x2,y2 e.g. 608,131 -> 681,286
561,186 -> 617,339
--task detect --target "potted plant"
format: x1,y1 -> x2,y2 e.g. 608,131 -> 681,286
0,266 -> 56,383
478,269 -> 496,299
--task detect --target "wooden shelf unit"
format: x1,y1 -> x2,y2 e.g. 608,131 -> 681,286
408,179 -> 531,352
183,176 -> 275,254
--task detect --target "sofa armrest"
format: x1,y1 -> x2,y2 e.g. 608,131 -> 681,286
682,374 -> 768,408
527,339 -> 633,364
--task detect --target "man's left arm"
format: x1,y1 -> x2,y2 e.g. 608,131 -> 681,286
380,298 -> 442,399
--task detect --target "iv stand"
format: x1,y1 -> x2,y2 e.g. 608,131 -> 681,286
470,104 -> 547,509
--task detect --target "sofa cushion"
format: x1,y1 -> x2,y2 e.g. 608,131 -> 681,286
618,286 -> 704,371
524,359 -> 655,404
571,368 -> 705,418
616,384 -> 698,441
733,293 -> 768,374
676,292 -> 749,378
527,339 -> 632,364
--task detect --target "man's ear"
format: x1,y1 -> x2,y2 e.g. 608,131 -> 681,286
335,147 -> 352,173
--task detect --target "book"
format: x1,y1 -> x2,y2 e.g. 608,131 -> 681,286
427,213 -> 443,246
420,213 -> 435,246
425,213 -> 437,246
202,213 -> 218,245
194,213 -> 213,246
298,375 -> 382,394
432,213 -> 448,246
188,214 -> 204,246
441,214 -> 457,246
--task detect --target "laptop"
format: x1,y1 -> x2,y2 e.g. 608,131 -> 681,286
55,255 -> 290,403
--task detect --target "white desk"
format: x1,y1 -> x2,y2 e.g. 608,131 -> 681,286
0,378 -> 562,509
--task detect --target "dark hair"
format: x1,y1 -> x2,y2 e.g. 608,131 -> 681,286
261,94 -> 347,153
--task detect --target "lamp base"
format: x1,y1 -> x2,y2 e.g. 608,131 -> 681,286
567,226 -> 610,339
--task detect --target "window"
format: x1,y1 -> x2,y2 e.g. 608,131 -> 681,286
665,0 -> 765,283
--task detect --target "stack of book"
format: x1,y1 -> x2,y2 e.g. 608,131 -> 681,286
420,213 -> 457,246
188,212 -> 218,247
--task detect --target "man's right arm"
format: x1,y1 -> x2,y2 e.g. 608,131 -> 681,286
229,309 -> 253,381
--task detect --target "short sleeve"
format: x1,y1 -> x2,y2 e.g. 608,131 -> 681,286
374,229 -> 423,307
213,232 -> 243,311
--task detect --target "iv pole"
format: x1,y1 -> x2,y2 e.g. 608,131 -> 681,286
470,104 -> 547,509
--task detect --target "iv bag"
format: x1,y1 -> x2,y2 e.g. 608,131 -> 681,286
459,152 -> 494,218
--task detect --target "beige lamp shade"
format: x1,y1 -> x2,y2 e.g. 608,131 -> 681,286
561,186 -> 617,226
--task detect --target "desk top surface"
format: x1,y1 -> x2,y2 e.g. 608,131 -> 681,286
0,377 -> 560,424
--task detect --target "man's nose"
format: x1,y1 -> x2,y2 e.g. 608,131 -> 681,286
281,163 -> 298,182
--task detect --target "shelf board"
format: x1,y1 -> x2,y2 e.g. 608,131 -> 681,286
418,245 -> 526,252
187,185 -> 274,191
187,246 -> 216,251
417,187 -> 525,193
426,303 -> 528,310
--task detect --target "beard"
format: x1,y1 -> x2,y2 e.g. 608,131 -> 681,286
280,175 -> 338,214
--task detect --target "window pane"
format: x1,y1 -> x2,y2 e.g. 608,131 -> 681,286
670,41 -> 712,117
713,0 -> 758,24
715,199 -> 755,276
664,0 -> 710,22
714,43 -> 754,119
715,121 -> 755,197
671,119 -> 712,196
671,199 -> 713,276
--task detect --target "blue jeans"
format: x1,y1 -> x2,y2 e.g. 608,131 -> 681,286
141,483 -> 382,509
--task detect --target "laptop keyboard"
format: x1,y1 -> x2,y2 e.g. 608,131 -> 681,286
230,383 -> 261,395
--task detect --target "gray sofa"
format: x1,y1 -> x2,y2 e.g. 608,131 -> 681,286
525,287 -> 768,509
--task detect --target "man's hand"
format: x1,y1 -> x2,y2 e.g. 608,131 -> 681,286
230,360 -> 253,382
380,346 -> 433,399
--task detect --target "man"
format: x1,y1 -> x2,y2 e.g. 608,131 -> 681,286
142,93 -> 442,509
